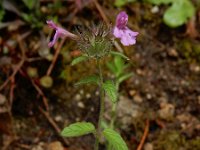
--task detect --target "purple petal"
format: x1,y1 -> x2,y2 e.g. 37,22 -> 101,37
118,28 -> 138,46
116,11 -> 128,29
48,31 -> 60,47
46,20 -> 57,29
113,27 -> 123,38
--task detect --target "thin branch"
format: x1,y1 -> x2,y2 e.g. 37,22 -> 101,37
136,119 -> 150,150
46,37 -> 66,76
38,106 -> 69,146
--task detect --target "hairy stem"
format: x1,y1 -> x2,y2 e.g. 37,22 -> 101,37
94,59 -> 105,150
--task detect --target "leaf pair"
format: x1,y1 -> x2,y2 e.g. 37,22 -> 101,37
76,76 -> 117,103
61,122 -> 128,150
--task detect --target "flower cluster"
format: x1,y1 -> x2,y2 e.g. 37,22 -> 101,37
47,11 -> 138,48
76,23 -> 113,59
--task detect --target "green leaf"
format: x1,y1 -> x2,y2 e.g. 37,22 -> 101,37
71,55 -> 88,66
0,5 -> 5,22
75,75 -> 99,86
107,62 -> 118,76
163,0 -> 195,28
61,122 -> 95,137
117,73 -> 133,84
103,80 -> 117,103
114,56 -> 124,77
110,51 -> 130,60
103,128 -> 128,150
115,0 -> 136,7
145,0 -> 173,5
22,0 -> 37,9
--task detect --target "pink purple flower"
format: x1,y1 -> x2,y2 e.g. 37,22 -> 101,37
113,11 -> 138,46
46,20 -> 77,47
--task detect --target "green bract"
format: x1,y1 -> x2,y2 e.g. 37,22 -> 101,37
76,24 -> 113,59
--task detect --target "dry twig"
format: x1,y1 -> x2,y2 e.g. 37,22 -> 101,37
136,119 -> 150,150
46,37 -> 66,76
38,106 -> 69,146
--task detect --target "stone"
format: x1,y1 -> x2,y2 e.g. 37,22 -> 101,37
133,94 -> 143,103
0,94 -> 6,105
77,101 -> 85,108
117,96 -> 141,129
144,143 -> 154,150
167,48 -> 178,57
158,103 -> 175,120
48,141 -> 64,150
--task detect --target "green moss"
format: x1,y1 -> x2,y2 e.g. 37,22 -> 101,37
154,130 -> 186,150
186,137 -> 200,150
153,130 -> 200,150
178,39 -> 200,63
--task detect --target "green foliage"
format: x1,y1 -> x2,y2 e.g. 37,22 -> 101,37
103,128 -> 128,150
163,0 -> 195,28
114,0 -> 136,7
0,9 -> 5,22
0,1 -> 5,22
21,13 -> 43,28
145,0 -> 173,5
71,55 -> 88,66
103,80 -> 117,103
107,56 -> 128,77
147,0 -> 195,28
110,51 -> 130,60
107,56 -> 132,85
22,0 -> 37,10
118,73 -> 133,84
75,75 -> 99,86
61,122 -> 95,137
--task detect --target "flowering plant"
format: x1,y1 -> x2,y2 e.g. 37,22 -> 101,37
46,11 -> 138,150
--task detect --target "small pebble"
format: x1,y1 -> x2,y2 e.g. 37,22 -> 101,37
146,93 -> 152,100
86,93 -> 91,99
48,141 -> 64,150
129,90 -> 136,96
79,89 -> 84,95
144,143 -> 154,150
0,94 -> 6,105
198,96 -> 200,105
95,91 -> 99,96
168,48 -> 178,57
54,115 -> 63,122
190,63 -> 200,73
133,94 -> 143,103
158,103 -> 175,120
75,94 -> 81,101
151,6 -> 159,13
77,101 -> 85,108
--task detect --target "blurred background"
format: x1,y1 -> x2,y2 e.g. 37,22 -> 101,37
0,0 -> 200,149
